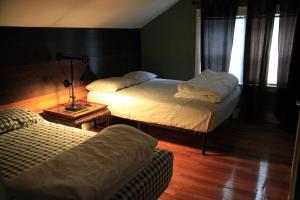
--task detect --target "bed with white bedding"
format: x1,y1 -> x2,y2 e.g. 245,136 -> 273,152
0,109 -> 173,200
88,78 -> 241,133
87,70 -> 241,155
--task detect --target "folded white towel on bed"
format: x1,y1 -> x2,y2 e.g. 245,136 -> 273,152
175,69 -> 238,103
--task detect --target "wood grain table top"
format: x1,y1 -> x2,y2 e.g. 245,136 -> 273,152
43,100 -> 108,120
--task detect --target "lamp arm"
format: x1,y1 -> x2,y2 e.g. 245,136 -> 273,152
56,53 -> 89,64
56,53 -> 89,111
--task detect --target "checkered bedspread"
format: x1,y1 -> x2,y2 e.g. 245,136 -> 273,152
110,148 -> 173,200
0,109 -> 173,200
0,120 -> 96,180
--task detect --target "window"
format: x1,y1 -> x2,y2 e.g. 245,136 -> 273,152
229,17 -> 246,84
196,7 -> 280,86
229,15 -> 280,86
267,16 -> 279,85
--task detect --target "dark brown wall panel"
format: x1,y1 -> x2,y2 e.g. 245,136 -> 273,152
0,27 -> 141,106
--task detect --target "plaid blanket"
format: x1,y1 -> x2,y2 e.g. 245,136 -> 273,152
0,109 -> 173,200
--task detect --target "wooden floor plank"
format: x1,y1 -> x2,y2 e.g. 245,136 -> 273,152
105,118 -> 294,200
138,120 -> 294,200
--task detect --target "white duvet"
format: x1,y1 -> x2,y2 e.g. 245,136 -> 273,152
88,78 -> 241,133
176,70 -> 238,103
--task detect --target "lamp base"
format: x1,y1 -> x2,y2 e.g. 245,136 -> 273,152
65,103 -> 83,112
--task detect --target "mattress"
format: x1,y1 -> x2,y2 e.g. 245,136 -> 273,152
88,78 -> 241,133
110,148 -> 173,200
0,118 -> 173,200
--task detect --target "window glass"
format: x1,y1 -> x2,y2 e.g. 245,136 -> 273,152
197,7 -> 280,86
267,16 -> 279,85
229,17 -> 246,84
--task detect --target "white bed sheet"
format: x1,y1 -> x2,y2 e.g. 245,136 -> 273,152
87,78 -> 241,133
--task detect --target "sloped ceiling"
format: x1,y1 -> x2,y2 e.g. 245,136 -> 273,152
0,0 -> 179,28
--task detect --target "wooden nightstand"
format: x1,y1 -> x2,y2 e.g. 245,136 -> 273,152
42,100 -> 111,129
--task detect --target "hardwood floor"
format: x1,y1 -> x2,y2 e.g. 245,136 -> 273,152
136,120 -> 295,200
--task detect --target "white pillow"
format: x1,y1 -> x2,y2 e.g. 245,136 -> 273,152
123,71 -> 157,84
86,77 -> 134,93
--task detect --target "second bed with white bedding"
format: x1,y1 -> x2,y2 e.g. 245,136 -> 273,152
88,78 -> 241,133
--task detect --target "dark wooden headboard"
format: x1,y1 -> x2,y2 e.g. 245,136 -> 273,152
0,27 -> 141,112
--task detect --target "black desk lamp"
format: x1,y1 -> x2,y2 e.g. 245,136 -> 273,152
56,53 -> 89,112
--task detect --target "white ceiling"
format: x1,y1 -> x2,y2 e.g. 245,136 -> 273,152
0,0 -> 179,28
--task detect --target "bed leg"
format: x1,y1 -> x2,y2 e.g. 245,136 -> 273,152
201,134 -> 207,155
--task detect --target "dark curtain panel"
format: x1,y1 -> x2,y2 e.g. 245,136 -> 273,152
277,0 -> 298,86
201,0 -> 237,72
241,0 -> 276,122
276,0 -> 300,132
